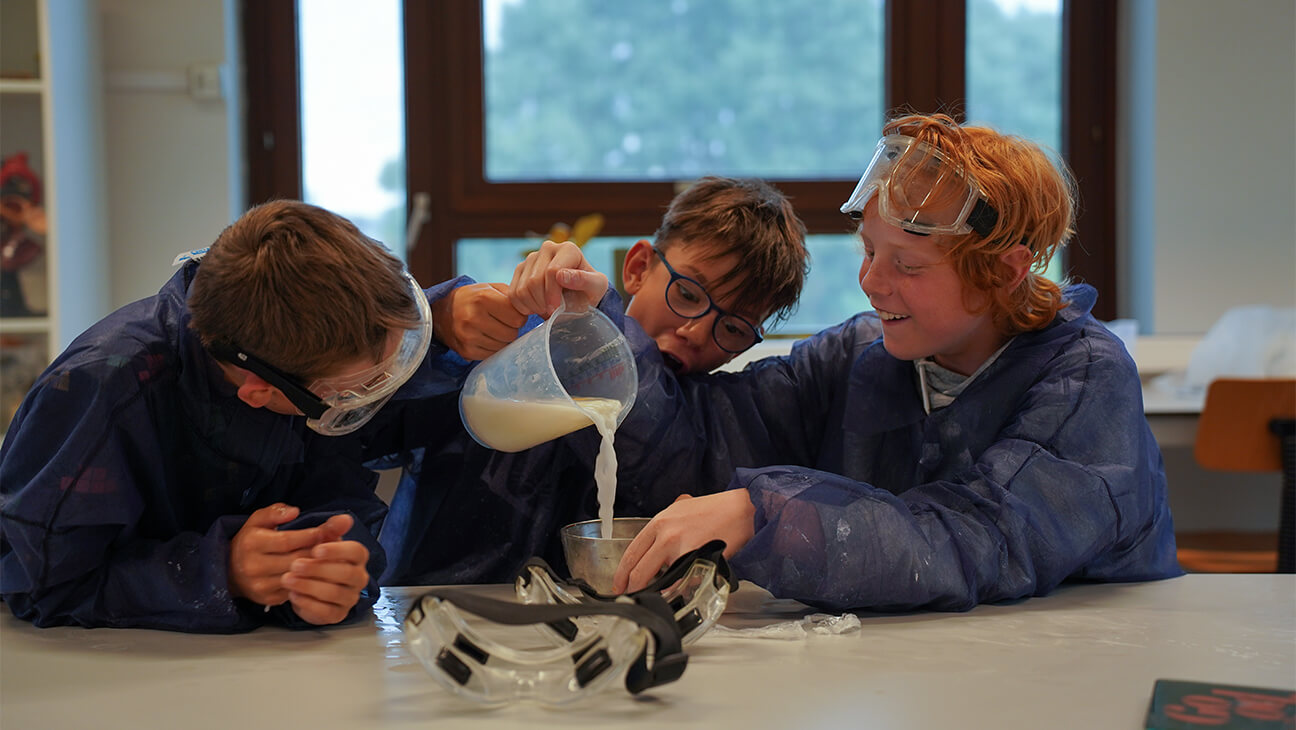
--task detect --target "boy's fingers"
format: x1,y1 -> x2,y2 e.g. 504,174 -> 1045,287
556,268 -> 608,306
315,513 -> 355,543
261,528 -> 323,555
486,283 -> 528,327
287,592 -> 351,626
612,528 -> 657,594
258,513 -> 352,555
243,503 -> 299,530
310,539 -> 369,566
290,556 -> 369,589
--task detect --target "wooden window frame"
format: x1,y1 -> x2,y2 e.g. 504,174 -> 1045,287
243,0 -> 1117,319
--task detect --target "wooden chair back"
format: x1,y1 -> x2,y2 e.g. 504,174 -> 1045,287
1194,379 -> 1296,472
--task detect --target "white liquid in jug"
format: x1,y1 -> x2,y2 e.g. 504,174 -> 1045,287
461,394 -> 614,453
461,394 -> 623,539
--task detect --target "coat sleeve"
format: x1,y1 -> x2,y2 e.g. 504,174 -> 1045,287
592,318 -> 866,517
730,332 -> 1182,613
0,364 -> 389,632
0,373 -> 265,632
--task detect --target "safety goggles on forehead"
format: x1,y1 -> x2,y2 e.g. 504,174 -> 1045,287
516,540 -> 736,647
208,271 -> 432,436
840,134 -> 999,237
403,587 -> 688,706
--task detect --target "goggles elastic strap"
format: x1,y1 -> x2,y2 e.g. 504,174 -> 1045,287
966,197 -> 999,238
206,341 -> 329,420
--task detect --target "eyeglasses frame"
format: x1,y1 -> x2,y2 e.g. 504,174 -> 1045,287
650,246 -> 764,354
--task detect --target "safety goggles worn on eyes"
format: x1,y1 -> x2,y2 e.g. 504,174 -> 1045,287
208,271 -> 432,436
515,539 -> 737,647
840,134 -> 1000,237
652,247 -> 763,354
403,588 -> 688,706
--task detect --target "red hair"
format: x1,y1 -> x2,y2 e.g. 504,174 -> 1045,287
881,114 -> 1077,334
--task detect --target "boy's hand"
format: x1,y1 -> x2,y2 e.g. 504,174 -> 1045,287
612,491 -> 757,594
509,240 -> 609,318
228,506 -> 369,624
280,514 -> 370,626
228,503 -> 314,607
432,282 -> 528,360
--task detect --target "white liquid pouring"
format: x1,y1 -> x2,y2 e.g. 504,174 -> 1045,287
461,394 -> 622,538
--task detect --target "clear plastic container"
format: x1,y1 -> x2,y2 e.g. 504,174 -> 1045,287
459,294 -> 637,452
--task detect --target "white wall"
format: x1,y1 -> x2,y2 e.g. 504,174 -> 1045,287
1145,0 -> 1295,334
99,0 -> 241,309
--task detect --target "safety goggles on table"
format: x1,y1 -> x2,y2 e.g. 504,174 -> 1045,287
515,539 -> 736,647
840,134 -> 999,237
208,270 -> 432,436
403,587 -> 688,706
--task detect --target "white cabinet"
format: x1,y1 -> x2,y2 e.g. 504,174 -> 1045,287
0,0 -> 107,432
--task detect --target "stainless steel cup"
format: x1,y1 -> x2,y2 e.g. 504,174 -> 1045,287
559,517 -> 651,594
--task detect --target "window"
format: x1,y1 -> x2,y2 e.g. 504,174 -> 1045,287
298,0 -> 406,258
244,0 -> 1116,328
966,0 -> 1065,283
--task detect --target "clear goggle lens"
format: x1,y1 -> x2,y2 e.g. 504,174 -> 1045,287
305,271 -> 432,435
403,588 -> 688,705
515,540 -> 735,647
840,134 -> 997,237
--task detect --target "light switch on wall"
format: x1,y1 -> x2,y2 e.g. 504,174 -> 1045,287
186,64 -> 224,101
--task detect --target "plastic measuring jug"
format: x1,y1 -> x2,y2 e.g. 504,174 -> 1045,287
459,294 -> 637,452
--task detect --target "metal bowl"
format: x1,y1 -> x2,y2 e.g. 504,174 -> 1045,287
559,517 -> 651,594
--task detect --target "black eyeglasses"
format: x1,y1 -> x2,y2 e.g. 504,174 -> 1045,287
651,246 -> 763,354
207,342 -> 329,420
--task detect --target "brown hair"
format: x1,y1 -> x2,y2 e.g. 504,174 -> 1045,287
653,177 -> 809,327
188,200 -> 419,380
881,113 -> 1077,333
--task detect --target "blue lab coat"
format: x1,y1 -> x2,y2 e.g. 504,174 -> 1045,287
0,263 -> 391,632
610,284 -> 1183,612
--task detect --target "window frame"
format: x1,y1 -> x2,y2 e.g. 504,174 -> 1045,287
242,0 -> 1117,320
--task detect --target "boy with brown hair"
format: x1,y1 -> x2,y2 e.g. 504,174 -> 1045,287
0,200 -> 433,631
377,176 -> 809,585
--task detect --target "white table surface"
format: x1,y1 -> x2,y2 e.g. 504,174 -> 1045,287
1,575 -> 1292,730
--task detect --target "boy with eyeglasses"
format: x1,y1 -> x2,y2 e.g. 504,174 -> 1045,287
522,114 -> 1181,611
0,200 -> 438,631
374,177 -> 809,586
437,177 -> 805,374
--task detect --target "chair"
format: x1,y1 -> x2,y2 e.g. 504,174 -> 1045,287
1177,378 -> 1296,573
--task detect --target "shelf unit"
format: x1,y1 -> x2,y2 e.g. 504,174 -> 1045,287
0,0 -> 108,432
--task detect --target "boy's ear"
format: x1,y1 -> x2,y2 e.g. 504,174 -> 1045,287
999,244 -> 1033,289
620,239 -> 656,296
235,372 -> 278,409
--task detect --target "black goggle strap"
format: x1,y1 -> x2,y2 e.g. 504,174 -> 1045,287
412,588 -> 688,695
967,197 -> 999,238
206,341 -> 329,420
846,193 -> 1000,240
518,539 -> 736,603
